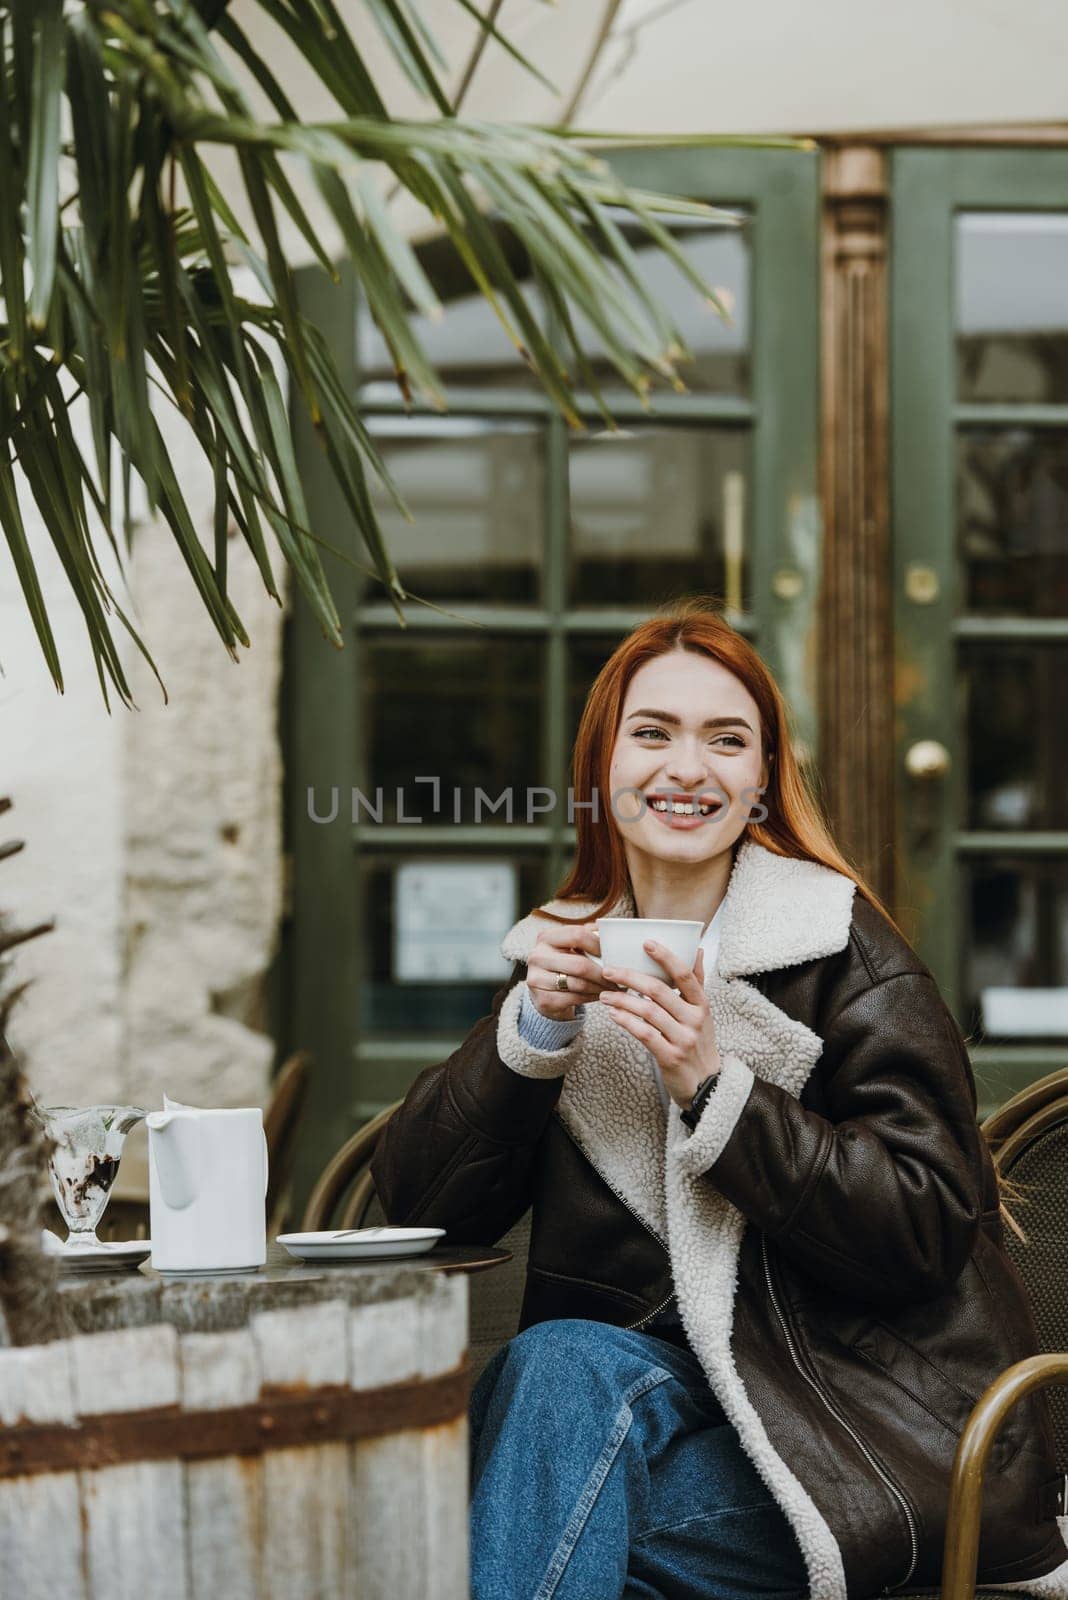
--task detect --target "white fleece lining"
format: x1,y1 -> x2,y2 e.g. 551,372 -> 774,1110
674,1052 -> 755,1175
496,981 -> 578,1081
494,838 -> 1068,1598
665,1107 -> 849,1598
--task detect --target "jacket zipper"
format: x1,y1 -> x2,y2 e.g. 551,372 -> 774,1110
760,1234 -> 920,1593
554,1113 -> 674,1332
626,1290 -> 677,1332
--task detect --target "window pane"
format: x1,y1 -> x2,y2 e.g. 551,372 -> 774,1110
956,213 -> 1068,404
357,230 -> 546,393
362,419 -> 544,604
568,426 -> 750,609
362,635 -> 543,825
957,429 -> 1068,616
572,214 -> 751,397
962,858 -> 1068,1043
359,854 -> 545,1035
961,643 -> 1068,831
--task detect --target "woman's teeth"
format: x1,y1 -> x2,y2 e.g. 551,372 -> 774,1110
649,799 -> 719,815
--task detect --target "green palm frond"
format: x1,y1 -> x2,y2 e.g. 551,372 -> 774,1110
0,0 -> 798,702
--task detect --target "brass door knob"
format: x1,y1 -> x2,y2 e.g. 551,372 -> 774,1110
904,740 -> 951,779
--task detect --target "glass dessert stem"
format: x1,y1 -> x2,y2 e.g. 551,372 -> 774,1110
67,1227 -> 102,1248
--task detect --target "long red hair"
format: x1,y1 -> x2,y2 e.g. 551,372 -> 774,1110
534,595 -> 906,941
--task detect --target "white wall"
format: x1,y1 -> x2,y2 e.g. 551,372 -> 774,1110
571,0 -> 1068,137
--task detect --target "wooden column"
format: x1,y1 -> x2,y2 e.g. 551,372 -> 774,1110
819,146 -> 895,905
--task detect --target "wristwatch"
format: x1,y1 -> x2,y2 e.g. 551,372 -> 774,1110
680,1072 -> 718,1132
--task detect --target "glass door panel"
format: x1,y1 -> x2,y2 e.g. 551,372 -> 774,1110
361,634 -> 545,826
957,428 -> 1068,616
961,641 -> 1068,831
362,419 -> 546,604
962,856 -> 1068,1045
956,212 -> 1068,404
568,426 -> 751,610
893,149 -> 1068,1114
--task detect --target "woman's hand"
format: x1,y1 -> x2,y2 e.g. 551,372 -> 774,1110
525,922 -> 618,1022
598,941 -> 722,1109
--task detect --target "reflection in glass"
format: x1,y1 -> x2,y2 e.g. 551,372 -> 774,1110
956,212 -> 1068,404
362,634 -> 543,825
569,427 -> 750,608
961,644 -> 1067,831
360,419 -> 544,604
957,430 -> 1068,615
963,858 -> 1068,1043
357,229 -> 545,392
359,854 -> 545,1034
572,214 -> 751,396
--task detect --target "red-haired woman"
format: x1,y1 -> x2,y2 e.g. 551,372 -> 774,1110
373,599 -> 1067,1600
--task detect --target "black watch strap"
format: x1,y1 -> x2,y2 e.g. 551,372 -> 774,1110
680,1072 -> 718,1131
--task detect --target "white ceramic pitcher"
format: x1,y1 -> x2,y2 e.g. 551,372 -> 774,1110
147,1095 -> 268,1273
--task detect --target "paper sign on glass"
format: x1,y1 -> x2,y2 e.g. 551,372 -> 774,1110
394,860 -> 517,982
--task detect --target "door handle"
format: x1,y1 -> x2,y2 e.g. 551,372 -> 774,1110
904,740 -> 951,855
904,740 -> 951,780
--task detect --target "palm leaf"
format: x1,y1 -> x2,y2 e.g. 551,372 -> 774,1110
25,0 -> 63,330
0,0 -> 805,699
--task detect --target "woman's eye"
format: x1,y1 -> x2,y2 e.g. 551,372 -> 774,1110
634,728 -> 745,748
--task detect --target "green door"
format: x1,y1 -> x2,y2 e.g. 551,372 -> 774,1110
285,147 -> 820,1206
893,149 -> 1068,1118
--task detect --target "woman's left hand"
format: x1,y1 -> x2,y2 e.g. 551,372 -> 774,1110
598,942 -> 722,1110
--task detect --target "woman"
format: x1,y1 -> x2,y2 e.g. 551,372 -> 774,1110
373,599 -> 1068,1600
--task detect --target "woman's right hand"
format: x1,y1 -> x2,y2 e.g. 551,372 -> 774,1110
525,923 -> 618,1021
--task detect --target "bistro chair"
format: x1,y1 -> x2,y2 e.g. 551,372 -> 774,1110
899,1064 -> 1068,1598
264,1048 -> 314,1232
306,1071 -> 1068,1595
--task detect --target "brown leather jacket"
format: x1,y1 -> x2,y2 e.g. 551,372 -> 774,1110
373,872 -> 1067,1598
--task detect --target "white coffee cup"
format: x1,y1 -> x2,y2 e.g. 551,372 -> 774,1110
595,918 -> 704,986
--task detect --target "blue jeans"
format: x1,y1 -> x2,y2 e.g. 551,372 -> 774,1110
469,1318 -> 808,1600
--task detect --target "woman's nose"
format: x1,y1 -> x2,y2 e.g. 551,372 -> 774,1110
665,751 -> 712,785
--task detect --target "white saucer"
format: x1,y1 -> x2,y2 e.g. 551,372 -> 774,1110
276,1227 -> 445,1261
41,1230 -> 152,1273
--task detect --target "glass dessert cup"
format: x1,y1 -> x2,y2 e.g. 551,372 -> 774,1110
32,1103 -> 146,1247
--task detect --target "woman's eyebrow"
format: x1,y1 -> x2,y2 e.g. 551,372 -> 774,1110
625,708 -> 755,732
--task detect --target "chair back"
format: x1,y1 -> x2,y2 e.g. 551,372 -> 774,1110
264,1050 -> 314,1230
981,1067 -> 1068,1467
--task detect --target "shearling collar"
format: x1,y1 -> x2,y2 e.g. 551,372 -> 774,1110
499,836 -> 857,980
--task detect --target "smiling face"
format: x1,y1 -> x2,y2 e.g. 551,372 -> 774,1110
607,649 -> 768,868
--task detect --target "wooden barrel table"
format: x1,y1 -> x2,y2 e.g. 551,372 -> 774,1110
0,1248 -> 507,1599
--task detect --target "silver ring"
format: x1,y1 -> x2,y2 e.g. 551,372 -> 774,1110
555,972 -> 570,993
